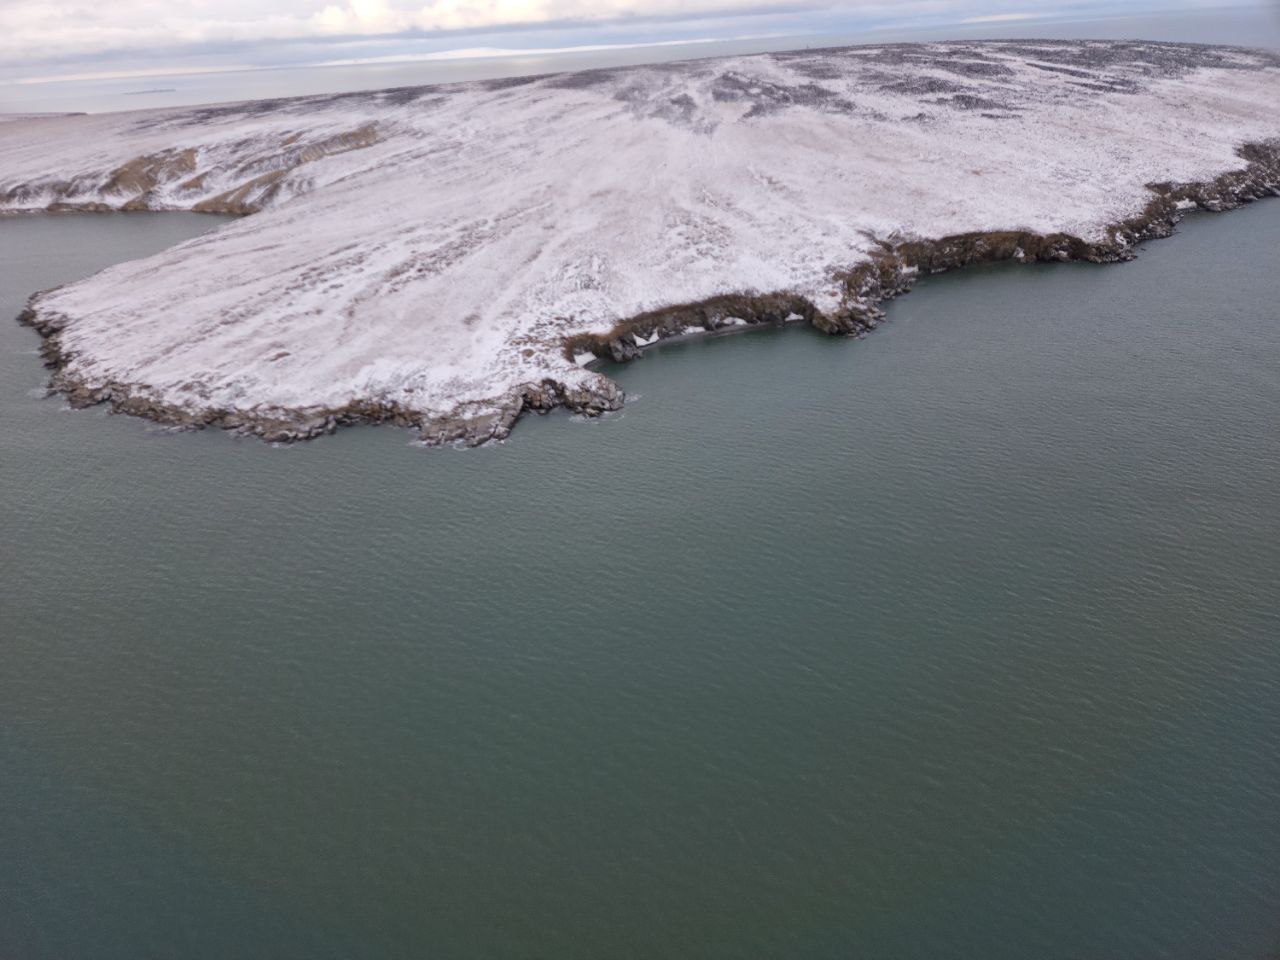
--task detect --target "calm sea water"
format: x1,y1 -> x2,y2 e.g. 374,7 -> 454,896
2,204 -> 1278,959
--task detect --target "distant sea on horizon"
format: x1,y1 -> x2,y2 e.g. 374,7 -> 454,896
2,4 -> 1278,115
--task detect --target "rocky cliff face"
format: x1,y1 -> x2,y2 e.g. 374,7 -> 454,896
4,40 -> 1279,445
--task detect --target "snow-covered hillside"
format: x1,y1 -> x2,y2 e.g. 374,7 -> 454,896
4,40 -> 1279,443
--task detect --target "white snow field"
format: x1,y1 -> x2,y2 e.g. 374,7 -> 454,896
3,40 -> 1279,442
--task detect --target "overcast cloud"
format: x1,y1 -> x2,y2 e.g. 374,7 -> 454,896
1,0 -> 1271,84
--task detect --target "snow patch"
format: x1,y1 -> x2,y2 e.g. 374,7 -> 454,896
1,40 -> 1276,439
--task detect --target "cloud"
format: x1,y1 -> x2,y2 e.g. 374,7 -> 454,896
0,0 -> 1249,71
312,36 -> 726,66
959,11 -> 1045,22
0,0 -> 812,61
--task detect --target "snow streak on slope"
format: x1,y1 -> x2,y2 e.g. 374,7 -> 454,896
3,41 -> 1280,443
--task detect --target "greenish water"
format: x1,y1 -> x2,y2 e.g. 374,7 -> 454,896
2,205 -> 1278,959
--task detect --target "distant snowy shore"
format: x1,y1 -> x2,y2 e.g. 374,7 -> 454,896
3,40 -> 1279,445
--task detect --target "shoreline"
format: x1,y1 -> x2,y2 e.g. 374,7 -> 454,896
6,40 -> 1279,446
566,141 -> 1280,364
18,140 -> 1279,446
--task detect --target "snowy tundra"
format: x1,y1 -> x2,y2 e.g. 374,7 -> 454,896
3,40 -> 1280,443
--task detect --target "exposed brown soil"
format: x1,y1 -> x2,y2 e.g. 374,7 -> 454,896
2,123 -> 381,217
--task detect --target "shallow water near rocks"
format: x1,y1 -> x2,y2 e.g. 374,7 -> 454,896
2,204 -> 1279,959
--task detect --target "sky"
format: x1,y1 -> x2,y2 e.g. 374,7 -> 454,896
2,0 -> 1278,110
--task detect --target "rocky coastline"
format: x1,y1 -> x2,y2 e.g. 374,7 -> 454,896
6,40 -> 1279,446
19,138 -> 1279,446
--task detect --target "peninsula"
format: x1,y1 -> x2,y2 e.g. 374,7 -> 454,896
4,40 -> 1278,444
